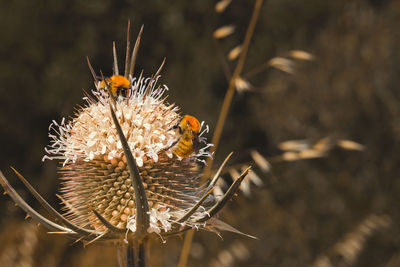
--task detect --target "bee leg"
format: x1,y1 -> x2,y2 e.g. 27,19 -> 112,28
165,139 -> 178,151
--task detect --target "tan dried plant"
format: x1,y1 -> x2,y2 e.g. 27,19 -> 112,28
0,22 -> 253,267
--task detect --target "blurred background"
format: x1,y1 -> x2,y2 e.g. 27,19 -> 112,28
0,0 -> 399,266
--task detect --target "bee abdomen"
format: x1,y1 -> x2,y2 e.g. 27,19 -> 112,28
175,139 -> 194,158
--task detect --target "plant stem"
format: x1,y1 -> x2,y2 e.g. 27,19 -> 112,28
123,239 -> 146,267
177,229 -> 195,267
202,0 -> 264,183
177,1 -> 264,267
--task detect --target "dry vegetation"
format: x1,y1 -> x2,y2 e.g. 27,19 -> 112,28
1,0 -> 399,266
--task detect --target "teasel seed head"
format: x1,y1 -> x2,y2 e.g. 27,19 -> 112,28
44,68 -> 216,235
0,25 -> 254,244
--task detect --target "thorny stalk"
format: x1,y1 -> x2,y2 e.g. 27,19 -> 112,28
178,0 -> 264,266
109,104 -> 148,267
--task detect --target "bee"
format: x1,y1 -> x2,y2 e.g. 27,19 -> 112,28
99,75 -> 130,97
171,115 -> 201,158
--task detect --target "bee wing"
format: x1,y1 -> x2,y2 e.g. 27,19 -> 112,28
192,133 -> 200,154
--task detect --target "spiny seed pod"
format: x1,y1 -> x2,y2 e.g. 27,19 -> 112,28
43,67 -> 216,235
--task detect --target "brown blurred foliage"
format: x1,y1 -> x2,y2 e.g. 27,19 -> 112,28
0,0 -> 399,266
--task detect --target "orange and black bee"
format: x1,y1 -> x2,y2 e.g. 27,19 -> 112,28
171,115 -> 201,158
99,75 -> 130,97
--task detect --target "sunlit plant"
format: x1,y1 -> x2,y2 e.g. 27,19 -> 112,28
0,23 -> 252,267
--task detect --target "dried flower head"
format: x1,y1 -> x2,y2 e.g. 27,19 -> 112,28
43,63 -> 215,235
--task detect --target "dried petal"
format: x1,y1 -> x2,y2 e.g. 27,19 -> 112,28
234,76 -> 252,93
250,150 -> 270,173
268,57 -> 294,73
278,139 -> 309,152
288,50 -> 315,61
337,140 -> 365,151
214,25 -> 235,39
215,0 -> 232,13
228,45 -> 242,61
